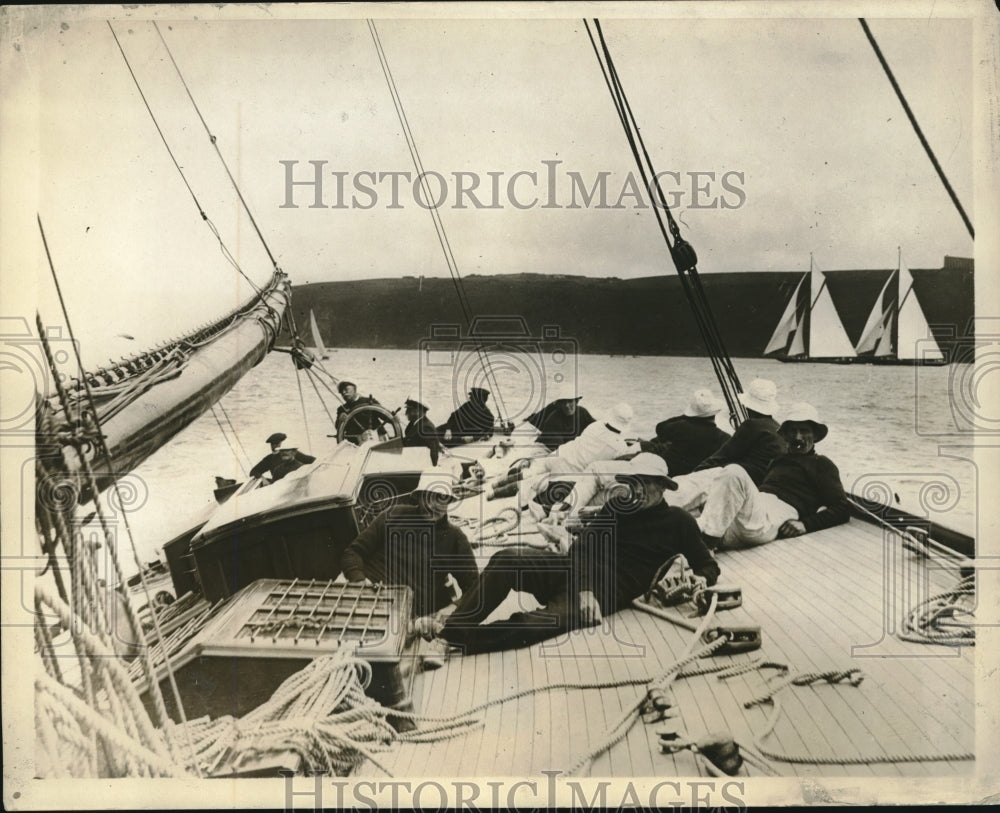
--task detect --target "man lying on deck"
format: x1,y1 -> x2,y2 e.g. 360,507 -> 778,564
697,403 -> 850,550
669,378 -> 786,512
485,402 -> 637,511
413,454 -> 720,655
341,470 -> 478,619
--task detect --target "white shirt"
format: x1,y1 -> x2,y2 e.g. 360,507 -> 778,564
556,421 -> 632,471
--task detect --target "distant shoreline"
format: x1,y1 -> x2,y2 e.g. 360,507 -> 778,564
287,259 -> 973,358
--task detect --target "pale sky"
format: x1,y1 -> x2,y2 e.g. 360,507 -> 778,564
1,4 -> 987,365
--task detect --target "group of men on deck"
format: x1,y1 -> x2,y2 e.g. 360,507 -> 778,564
308,374 -> 850,657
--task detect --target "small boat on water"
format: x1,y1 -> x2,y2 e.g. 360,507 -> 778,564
22,12 -> 982,799
308,309 -> 331,361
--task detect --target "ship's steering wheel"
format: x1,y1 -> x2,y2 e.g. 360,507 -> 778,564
337,404 -> 403,444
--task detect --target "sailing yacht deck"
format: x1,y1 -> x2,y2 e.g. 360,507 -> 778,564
374,518 -> 973,778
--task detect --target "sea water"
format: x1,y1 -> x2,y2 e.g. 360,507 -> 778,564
114,349 -> 980,578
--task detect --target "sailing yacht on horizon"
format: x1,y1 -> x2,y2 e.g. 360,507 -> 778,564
763,255 -> 857,363
309,308 -> 331,360
854,249 -> 946,365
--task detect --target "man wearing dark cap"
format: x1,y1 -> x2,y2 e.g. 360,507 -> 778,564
401,398 -> 441,466
335,381 -> 381,442
249,433 -> 316,482
697,403 -> 849,549
421,454 -> 720,654
438,387 -> 495,446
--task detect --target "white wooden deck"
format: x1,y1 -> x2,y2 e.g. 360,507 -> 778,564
367,517 -> 974,778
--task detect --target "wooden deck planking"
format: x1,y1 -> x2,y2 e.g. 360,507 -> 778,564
723,527 -> 973,772
729,542 -> 964,767
371,517 -> 973,778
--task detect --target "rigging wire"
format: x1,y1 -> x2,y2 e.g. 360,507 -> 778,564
153,20 -> 282,272
858,19 -> 974,240
367,19 -> 512,426
106,22 -> 266,300
584,19 -> 747,425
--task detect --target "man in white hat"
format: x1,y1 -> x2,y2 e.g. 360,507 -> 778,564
639,389 -> 732,477
341,469 -> 478,618
248,433 -> 316,483
669,378 -> 786,511
424,453 -> 720,654
697,402 -> 849,549
486,402 -> 638,509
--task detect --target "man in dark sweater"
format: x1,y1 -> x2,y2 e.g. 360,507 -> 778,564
640,389 -> 731,476
401,398 -> 441,466
698,403 -> 849,549
249,432 -> 316,483
341,470 -> 478,618
421,454 -> 720,654
439,387 -> 495,446
669,378 -> 786,511
522,392 -> 596,451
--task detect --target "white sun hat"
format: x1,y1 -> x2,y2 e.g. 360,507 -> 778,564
779,402 -> 828,442
607,402 -> 634,431
684,389 -> 723,418
414,469 -> 460,502
737,378 -> 779,416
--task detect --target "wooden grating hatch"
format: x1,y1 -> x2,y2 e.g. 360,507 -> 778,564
203,578 -> 410,657
136,578 -> 416,725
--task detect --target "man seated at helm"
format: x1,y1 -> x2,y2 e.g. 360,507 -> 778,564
669,378 -> 787,513
516,387 -> 596,451
697,402 -> 849,550
411,453 -> 720,655
485,402 -> 638,512
249,432 -> 316,483
335,381 -> 383,443
341,470 -> 478,619
639,389 -> 731,477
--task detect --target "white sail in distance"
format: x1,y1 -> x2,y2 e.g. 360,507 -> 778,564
309,309 -> 329,359
763,274 -> 805,355
896,262 -> 944,361
807,265 -> 856,358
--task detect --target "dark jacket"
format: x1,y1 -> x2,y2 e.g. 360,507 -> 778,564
340,505 -> 478,617
571,502 -> 720,612
760,451 -> 850,533
402,414 -> 441,465
439,399 -> 494,445
693,415 -> 786,485
248,449 -> 316,481
525,402 -> 596,451
641,415 -> 732,476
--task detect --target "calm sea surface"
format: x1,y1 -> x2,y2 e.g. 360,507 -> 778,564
115,349 -> 979,578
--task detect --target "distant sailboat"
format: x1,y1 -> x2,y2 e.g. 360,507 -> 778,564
854,250 -> 946,365
309,309 -> 331,360
764,255 -> 856,363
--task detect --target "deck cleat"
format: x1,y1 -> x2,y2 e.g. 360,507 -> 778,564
658,730 -> 686,753
702,625 -> 762,654
696,732 -> 743,775
695,585 -> 743,615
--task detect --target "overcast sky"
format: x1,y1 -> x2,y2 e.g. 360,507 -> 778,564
1,4 -> 987,364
